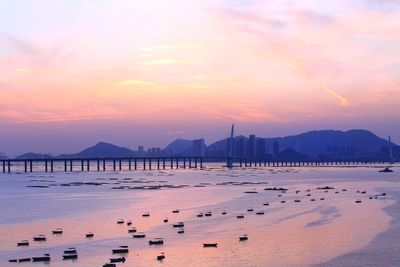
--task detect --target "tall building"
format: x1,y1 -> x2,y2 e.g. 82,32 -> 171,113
256,138 -> 266,159
235,137 -> 246,158
273,141 -> 280,156
248,134 -> 256,160
193,138 -> 206,157
138,146 -> 144,156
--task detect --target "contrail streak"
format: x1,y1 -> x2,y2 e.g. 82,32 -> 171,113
287,63 -> 349,106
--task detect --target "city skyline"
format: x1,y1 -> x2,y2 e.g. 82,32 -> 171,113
1,0 -> 400,155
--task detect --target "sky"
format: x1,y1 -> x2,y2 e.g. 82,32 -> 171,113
1,0 -> 400,156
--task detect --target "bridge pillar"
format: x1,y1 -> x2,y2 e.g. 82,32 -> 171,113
183,158 -> 186,168
7,161 -> 11,173
157,158 -> 160,170
163,158 -> 165,169
70,160 -> 73,172
129,159 -> 131,171
194,158 -> 198,168
143,158 -> 146,170
81,160 -> 84,172
189,158 -> 192,168
119,159 -> 122,171
149,158 -> 152,170
134,159 -> 137,170
50,160 -> 54,172
2,161 -> 5,173
24,161 -> 27,172
45,161 -> 48,172
113,159 -> 116,171
87,160 -> 90,171
170,158 -> 173,169
200,158 -> 203,169
97,160 -> 100,171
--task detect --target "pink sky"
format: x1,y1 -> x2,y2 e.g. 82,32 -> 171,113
0,0 -> 399,155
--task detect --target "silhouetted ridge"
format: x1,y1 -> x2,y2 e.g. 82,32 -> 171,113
58,142 -> 134,158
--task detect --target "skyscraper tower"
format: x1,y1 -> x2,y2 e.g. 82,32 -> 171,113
227,124 -> 235,168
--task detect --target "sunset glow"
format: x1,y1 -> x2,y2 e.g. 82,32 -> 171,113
1,0 -> 399,154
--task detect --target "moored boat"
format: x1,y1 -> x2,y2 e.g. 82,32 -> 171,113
33,235 -> 46,241
17,240 -> 29,246
32,254 -> 50,262
112,246 -> 129,254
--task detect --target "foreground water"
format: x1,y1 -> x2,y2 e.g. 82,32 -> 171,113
0,165 -> 398,267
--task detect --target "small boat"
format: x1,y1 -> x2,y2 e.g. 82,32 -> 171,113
63,254 -> 78,260
110,257 -> 126,263
18,258 -> 31,262
247,208 -> 254,212
86,232 -> 94,238
278,194 -> 282,197
306,194 -> 311,197
379,167 -> 393,173
355,200 -> 362,203
33,235 -> 46,241
320,198 -> 325,200
295,190 -> 300,194
280,200 -> 286,203
8,259 -> 17,262
103,264 -> 116,267
52,228 -> 63,235
294,199 -> 301,203
239,235 -> 248,241
117,219 -> 124,224
157,253 -> 165,261
256,211 -> 264,215
221,211 -> 227,215
142,212 -> 150,217
133,232 -> 146,238
342,189 -> 347,191
172,222 -> 184,228
128,227 -> 137,233
335,191 -> 339,194
164,218 -> 168,223
177,229 -> 185,234
64,248 -> 77,254
263,202 -> 269,206
32,254 -> 50,262
236,214 -> 244,219
361,191 -> 366,194
203,243 -> 218,247
204,212 -> 212,217
172,209 -> 180,213
317,186 -> 334,190
197,213 -> 204,217
17,240 -> 29,246
310,199 -> 315,202
127,220 -> 132,226
149,238 -> 164,245
112,246 -> 129,254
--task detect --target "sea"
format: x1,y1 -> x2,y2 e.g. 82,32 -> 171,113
0,164 -> 399,267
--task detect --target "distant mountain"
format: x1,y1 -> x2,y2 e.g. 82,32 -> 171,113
206,129 -> 398,160
16,153 -> 53,160
272,129 -> 392,159
162,138 -> 193,156
58,142 -> 135,158
11,129 -> 399,161
276,148 -> 309,161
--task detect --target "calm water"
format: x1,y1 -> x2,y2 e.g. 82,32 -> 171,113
0,165 -> 397,267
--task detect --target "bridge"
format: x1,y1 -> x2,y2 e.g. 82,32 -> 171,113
0,157 -> 394,173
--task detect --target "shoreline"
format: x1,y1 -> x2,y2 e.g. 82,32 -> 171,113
316,185 -> 400,267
